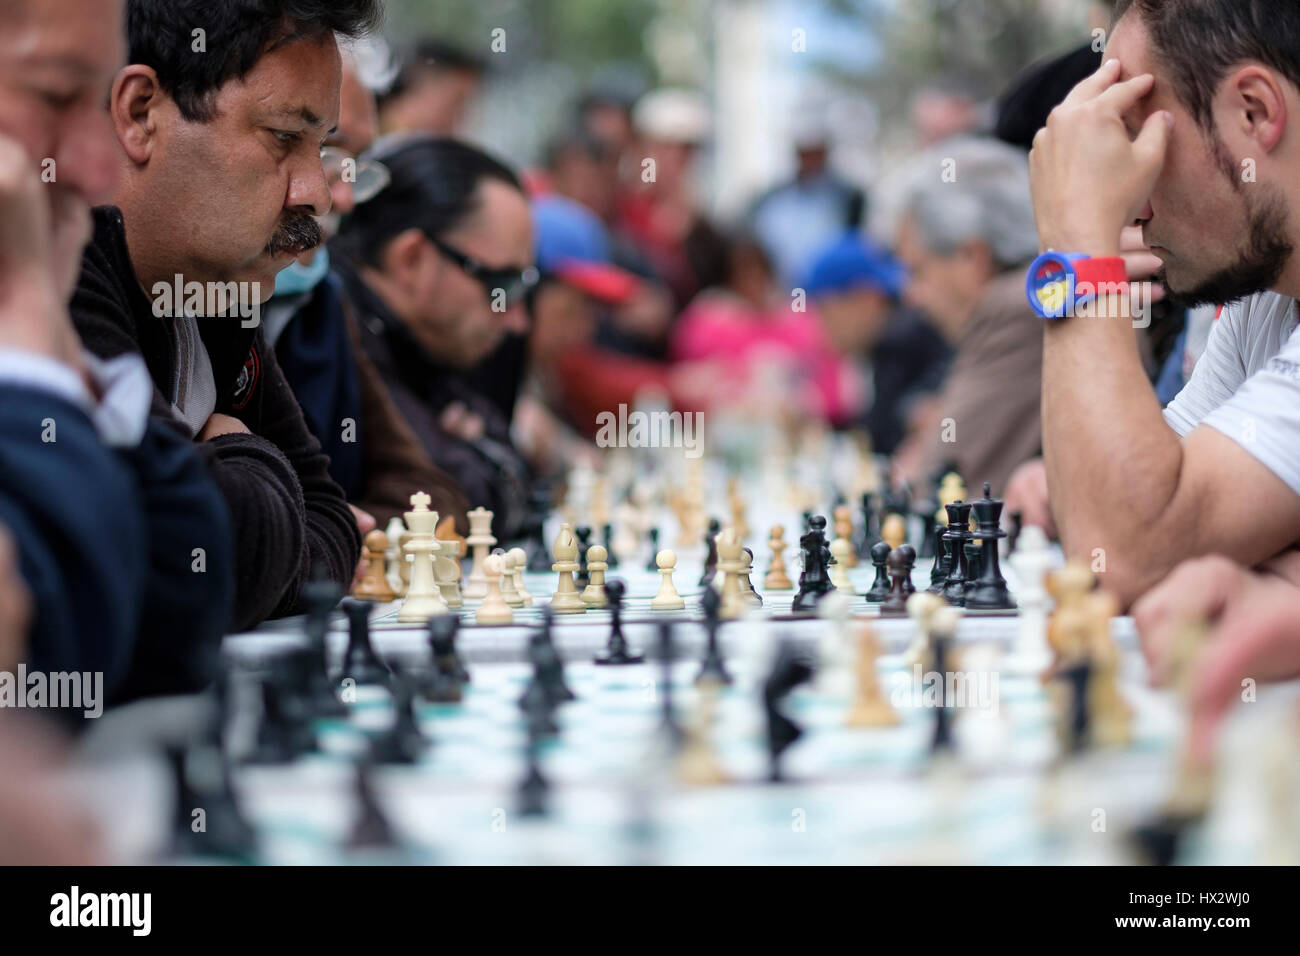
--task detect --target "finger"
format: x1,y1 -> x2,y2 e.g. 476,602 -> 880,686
1133,110 -> 1175,175
1118,225 -> 1147,252
1186,605 -> 1300,762
1061,57 -> 1123,109
1122,251 -> 1163,280
1093,72 -> 1156,116
1133,559 -> 1238,684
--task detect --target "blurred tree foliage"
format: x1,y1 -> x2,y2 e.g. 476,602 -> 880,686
383,0 -> 659,80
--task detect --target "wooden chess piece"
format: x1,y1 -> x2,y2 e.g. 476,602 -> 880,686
500,549 -> 524,607
462,507 -> 496,600
354,529 -> 396,602
383,516 -> 406,596
398,492 -> 448,622
433,533 -> 463,610
582,544 -> 609,608
651,549 -> 685,610
829,537 -> 853,591
881,512 -> 907,551
878,549 -> 910,617
508,547 -> 534,606
764,525 -> 793,590
740,547 -> 762,607
476,552 -> 514,625
677,682 -> 730,786
832,505 -> 857,568
846,624 -> 899,727
549,523 -> 587,614
715,527 -> 746,620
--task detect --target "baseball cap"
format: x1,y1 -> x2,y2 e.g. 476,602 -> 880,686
803,232 -> 906,300
532,196 -> 640,304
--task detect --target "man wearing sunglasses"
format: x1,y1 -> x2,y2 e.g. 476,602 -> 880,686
264,47 -> 470,531
334,136 -> 538,538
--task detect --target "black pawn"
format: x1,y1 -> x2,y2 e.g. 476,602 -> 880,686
603,522 -> 619,569
965,483 -> 1017,611
644,527 -> 661,573
695,587 -> 732,686
864,540 -> 891,602
657,623 -> 685,747
345,760 -> 398,851
853,492 -> 881,559
595,579 -> 644,664
930,633 -> 954,754
535,607 -> 575,702
428,614 -> 469,683
897,543 -> 917,597
167,742 -> 257,861
302,576 -> 347,717
941,501 -> 972,607
516,719 -> 549,818
879,549 -> 910,617
340,598 -> 390,688
699,518 -> 721,587
1062,659 -> 1093,754
575,525 -> 592,588
369,670 -> 428,764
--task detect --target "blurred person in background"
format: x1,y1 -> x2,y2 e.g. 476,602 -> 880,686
515,196 -> 653,476
890,136 -> 1043,495
617,88 -> 716,308
333,137 -> 536,538
748,110 -> 867,289
670,230 -> 859,427
910,80 -> 984,148
540,123 -> 676,359
803,232 -> 952,455
266,41 -> 469,530
377,37 -> 484,138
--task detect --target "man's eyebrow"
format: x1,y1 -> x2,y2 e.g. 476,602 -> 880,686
268,105 -> 328,127
27,53 -> 102,78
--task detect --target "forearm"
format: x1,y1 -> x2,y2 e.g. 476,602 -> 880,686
1043,312 -> 1185,584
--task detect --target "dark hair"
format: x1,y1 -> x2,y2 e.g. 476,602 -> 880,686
1115,0 -> 1300,131
542,126 -> 611,171
335,136 -> 523,269
380,37 -> 484,105
127,0 -> 383,122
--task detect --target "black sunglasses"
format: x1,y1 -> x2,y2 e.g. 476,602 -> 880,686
426,233 -> 539,308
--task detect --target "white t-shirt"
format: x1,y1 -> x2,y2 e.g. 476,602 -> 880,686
1163,291 -> 1300,494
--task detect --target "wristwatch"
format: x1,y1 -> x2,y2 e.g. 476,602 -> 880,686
1026,252 -> 1128,319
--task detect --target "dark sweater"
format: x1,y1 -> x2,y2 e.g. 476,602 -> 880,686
337,255 -> 533,539
71,207 -> 360,631
0,384 -> 234,709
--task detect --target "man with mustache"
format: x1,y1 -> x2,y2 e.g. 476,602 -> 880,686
1026,0 -> 1300,608
71,0 -> 381,629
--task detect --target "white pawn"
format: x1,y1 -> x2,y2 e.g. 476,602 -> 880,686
463,506 -> 496,599
475,552 -> 514,625
384,516 -> 406,596
398,492 -> 447,622
651,549 -> 685,610
829,537 -> 853,591
508,547 -> 534,606
500,549 -> 524,607
582,544 -> 609,608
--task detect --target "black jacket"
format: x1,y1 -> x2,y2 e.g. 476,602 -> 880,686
71,207 -> 360,631
336,255 -> 533,539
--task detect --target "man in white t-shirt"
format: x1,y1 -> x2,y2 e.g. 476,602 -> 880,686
1024,0 -> 1300,611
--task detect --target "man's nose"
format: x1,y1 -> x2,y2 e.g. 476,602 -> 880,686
288,154 -> 333,218
503,301 -> 530,335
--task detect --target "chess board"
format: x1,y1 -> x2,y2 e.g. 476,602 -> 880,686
75,549 -> 1300,866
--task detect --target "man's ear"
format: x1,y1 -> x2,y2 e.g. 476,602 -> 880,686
110,65 -> 164,165
1227,65 -> 1288,154
380,229 -> 435,291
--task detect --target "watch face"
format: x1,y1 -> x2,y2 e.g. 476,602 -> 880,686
1029,256 -> 1072,318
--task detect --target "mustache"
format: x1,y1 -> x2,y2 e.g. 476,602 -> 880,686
264,211 -> 322,257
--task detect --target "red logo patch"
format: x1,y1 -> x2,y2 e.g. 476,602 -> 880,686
231,346 -> 260,410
